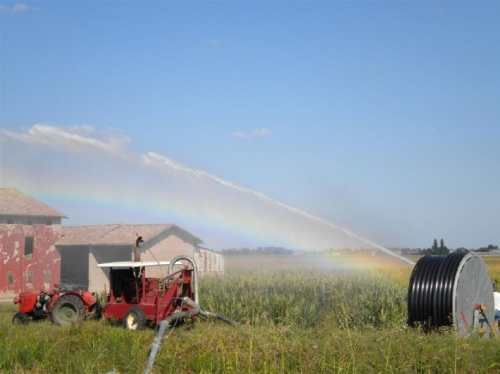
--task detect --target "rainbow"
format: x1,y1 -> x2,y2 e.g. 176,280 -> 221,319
10,169 -> 414,268
1,127 -> 414,266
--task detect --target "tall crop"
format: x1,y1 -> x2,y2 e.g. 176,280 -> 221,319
1,255 -> 499,373
199,268 -> 410,329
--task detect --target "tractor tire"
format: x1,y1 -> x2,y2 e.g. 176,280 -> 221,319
124,307 -> 147,330
12,312 -> 29,325
51,295 -> 86,326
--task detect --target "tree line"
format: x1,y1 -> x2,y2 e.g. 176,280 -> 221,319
221,247 -> 294,256
395,240 -> 498,255
221,240 -> 499,256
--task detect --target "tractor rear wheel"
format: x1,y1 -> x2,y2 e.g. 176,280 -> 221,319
51,295 -> 86,326
12,312 -> 29,325
124,307 -> 147,330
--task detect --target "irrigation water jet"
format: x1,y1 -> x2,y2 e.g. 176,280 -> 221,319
3,125 -> 416,266
146,152 -> 415,266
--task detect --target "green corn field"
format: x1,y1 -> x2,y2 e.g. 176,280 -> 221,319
1,255 -> 499,374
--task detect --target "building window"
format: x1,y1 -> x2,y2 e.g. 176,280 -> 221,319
7,218 -> 14,224
6,271 -> 13,285
44,270 -> 52,283
24,237 -> 34,259
27,220 -> 33,225
46,220 -> 52,226
26,271 -> 33,284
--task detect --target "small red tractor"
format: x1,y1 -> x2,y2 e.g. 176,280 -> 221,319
97,255 -> 198,330
12,284 -> 102,326
98,248 -> 238,374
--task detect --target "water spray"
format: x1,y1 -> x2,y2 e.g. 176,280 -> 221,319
146,152 -> 415,266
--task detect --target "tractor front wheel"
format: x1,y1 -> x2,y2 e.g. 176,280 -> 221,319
12,312 -> 29,325
124,307 -> 146,330
51,295 -> 86,326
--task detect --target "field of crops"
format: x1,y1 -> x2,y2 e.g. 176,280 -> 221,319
1,254 -> 500,373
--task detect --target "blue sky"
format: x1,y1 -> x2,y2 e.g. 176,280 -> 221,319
1,1 -> 499,251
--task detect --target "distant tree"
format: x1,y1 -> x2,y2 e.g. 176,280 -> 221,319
418,247 -> 433,255
221,246 -> 294,256
437,238 -> 449,255
423,239 -> 449,255
476,244 -> 498,252
432,239 -> 439,253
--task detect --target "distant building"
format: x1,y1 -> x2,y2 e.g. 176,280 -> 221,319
196,246 -> 225,274
57,224 -> 224,293
0,189 -> 223,299
0,188 -> 66,296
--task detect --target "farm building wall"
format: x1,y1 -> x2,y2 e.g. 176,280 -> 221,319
0,189 -> 224,302
88,234 -> 198,292
86,234 -> 224,293
140,234 -> 196,278
195,248 -> 224,273
0,220 -> 62,296
89,245 -> 133,293
59,245 -> 90,290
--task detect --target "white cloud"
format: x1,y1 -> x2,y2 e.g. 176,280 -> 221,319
231,129 -> 270,139
231,131 -> 245,139
0,3 -> 40,13
2,124 -> 131,157
0,123 -> 407,256
209,38 -> 221,45
252,128 -> 270,138
68,125 -> 95,135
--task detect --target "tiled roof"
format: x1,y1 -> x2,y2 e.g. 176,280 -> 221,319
58,224 -> 202,246
0,188 -> 67,218
199,246 -> 221,254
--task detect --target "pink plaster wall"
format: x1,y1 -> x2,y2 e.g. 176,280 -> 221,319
0,222 -> 62,294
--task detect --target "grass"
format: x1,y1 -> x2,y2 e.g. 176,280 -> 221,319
1,253 -> 500,373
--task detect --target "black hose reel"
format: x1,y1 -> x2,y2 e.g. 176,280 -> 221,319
407,252 -> 495,337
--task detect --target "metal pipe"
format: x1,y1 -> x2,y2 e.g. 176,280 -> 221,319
183,297 -> 240,326
143,297 -> 239,374
143,298 -> 200,374
168,255 -> 199,304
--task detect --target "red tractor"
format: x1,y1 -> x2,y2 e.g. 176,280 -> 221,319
97,255 -> 198,330
98,252 -> 238,374
12,284 -> 102,325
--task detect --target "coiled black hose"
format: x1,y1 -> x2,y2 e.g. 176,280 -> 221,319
407,252 -> 467,329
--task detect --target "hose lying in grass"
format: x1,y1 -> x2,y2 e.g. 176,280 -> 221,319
143,296 -> 239,374
183,296 -> 240,327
